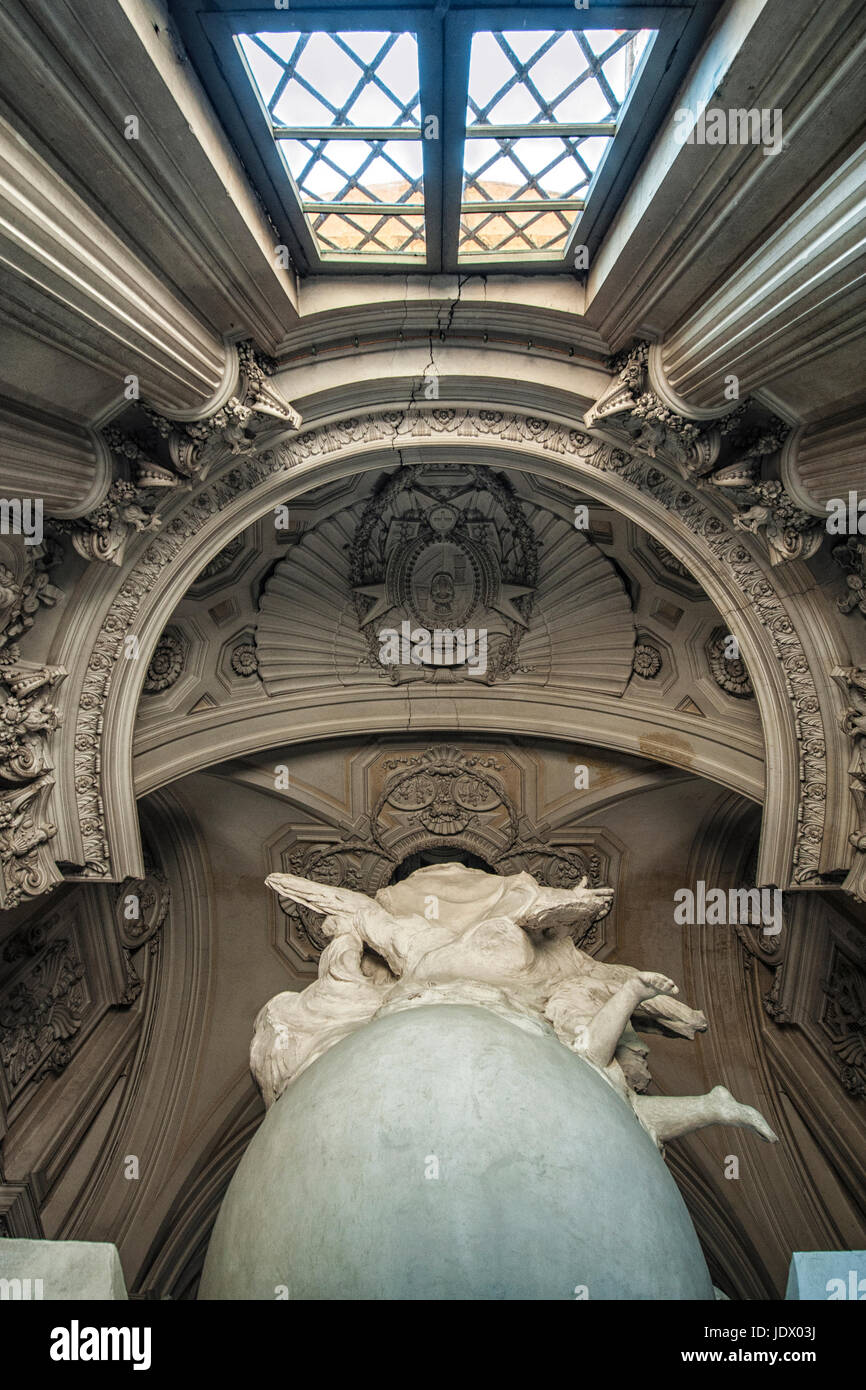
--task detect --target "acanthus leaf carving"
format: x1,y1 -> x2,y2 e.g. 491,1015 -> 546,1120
51,478 -> 162,567
821,949 -> 866,1099
585,344 -> 822,567
0,938 -> 87,1094
0,544 -> 67,909
143,339 -> 302,485
832,537 -> 866,620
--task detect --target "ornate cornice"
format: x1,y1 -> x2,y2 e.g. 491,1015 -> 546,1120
68,405 -> 832,894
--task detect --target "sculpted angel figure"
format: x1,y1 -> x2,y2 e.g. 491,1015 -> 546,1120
252,862 -> 777,1150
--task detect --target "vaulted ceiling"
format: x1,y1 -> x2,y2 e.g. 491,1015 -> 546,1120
0,0 -> 865,1300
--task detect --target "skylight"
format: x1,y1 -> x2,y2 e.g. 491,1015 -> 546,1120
461,28 -> 652,259
209,8 -> 686,274
237,30 -> 425,260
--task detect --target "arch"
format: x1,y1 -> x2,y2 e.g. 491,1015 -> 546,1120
48,406 -> 853,895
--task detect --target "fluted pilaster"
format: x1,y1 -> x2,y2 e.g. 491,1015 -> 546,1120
650,144 -> 866,417
0,114 -> 236,419
0,397 -> 113,517
781,406 -> 866,515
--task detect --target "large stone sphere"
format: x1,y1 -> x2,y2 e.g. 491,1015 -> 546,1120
199,1004 -> 713,1300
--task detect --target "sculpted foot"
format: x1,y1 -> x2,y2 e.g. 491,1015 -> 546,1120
631,971 -> 679,1005
710,1085 -> 779,1142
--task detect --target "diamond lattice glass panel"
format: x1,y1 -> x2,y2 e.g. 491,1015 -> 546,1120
461,209 -> 571,255
279,139 -> 423,206
237,30 -> 424,259
461,27 -> 653,259
313,211 -> 426,255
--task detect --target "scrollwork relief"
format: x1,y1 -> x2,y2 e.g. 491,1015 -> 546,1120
0,938 -> 87,1095
275,745 -> 610,958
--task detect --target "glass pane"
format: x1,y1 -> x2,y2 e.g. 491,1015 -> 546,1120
461,27 -> 654,260
312,211 -> 426,255
239,30 -> 421,129
460,208 -> 571,255
237,29 -> 424,259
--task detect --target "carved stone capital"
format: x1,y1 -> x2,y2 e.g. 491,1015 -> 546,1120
143,339 -> 302,486
584,343 -> 721,479
832,537 -> 866,619
51,478 -> 161,567
586,346 -> 824,567
712,473 -> 824,567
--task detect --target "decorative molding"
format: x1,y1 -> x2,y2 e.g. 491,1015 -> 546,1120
821,948 -> 866,1099
830,667 -> 866,901
587,344 -> 823,567
585,343 -> 721,478
51,478 -> 162,567
43,344 -> 300,568
230,643 -> 259,678
143,631 -> 186,695
632,643 -> 662,679
713,472 -> 824,568
0,938 -> 87,1094
273,743 -> 612,959
143,341 -> 301,484
707,627 -> 755,699
0,540 -> 67,908
70,406 -> 831,893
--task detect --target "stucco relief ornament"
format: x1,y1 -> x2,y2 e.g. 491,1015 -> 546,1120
231,643 -> 259,677
584,343 -> 721,478
821,952 -> 866,1099
52,479 -> 161,567
707,628 -> 754,698
832,538 -> 866,618
143,632 -> 185,694
253,864 -> 778,1154
144,341 -> 303,482
0,545 -> 67,909
0,938 -> 86,1090
711,471 -> 824,567
349,464 -> 538,684
632,643 -> 662,679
